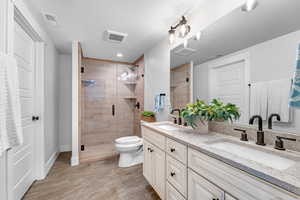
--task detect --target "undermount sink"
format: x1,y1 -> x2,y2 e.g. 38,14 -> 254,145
206,139 -> 297,171
155,124 -> 179,131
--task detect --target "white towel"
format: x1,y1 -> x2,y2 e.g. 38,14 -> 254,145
250,82 -> 268,120
0,53 -> 23,155
268,79 -> 291,122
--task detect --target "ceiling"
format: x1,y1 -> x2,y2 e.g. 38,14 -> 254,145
171,0 -> 300,68
26,0 -> 207,62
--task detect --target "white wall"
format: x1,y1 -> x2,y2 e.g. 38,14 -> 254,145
44,41 -> 60,163
194,30 -> 300,134
58,54 -> 72,152
144,39 -> 171,121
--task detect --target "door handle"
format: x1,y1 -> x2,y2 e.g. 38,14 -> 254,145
112,104 -> 115,116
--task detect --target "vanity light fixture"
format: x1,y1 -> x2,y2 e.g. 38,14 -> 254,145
168,16 -> 191,44
117,53 -> 123,58
242,0 -> 258,12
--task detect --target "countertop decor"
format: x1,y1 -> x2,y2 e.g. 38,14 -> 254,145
181,99 -> 240,128
141,111 -> 156,122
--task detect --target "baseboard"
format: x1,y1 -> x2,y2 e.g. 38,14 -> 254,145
44,151 -> 59,178
71,156 -> 79,166
60,145 -> 72,152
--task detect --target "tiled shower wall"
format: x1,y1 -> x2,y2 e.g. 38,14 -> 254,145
80,58 -> 142,160
170,63 -> 191,110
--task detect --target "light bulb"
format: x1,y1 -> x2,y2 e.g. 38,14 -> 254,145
195,32 -> 202,40
242,0 -> 258,12
183,39 -> 188,48
169,29 -> 176,44
179,24 -> 187,37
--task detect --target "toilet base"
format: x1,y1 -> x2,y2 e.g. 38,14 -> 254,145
118,150 -> 143,168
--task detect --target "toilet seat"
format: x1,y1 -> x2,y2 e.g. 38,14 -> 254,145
115,136 -> 142,145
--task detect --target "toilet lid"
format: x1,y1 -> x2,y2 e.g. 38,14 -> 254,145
115,136 -> 141,145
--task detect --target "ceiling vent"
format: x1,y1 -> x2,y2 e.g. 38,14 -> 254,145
103,30 -> 128,43
174,47 -> 196,56
43,13 -> 57,26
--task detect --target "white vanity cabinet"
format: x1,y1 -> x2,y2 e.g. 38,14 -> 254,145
142,129 -> 166,199
142,126 -> 299,200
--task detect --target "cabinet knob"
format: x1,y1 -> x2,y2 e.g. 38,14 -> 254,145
170,148 -> 175,152
147,147 -> 151,151
212,198 -> 219,200
32,116 -> 40,121
149,148 -> 154,152
170,172 -> 176,177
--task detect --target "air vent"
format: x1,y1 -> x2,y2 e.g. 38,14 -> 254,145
174,47 -> 196,56
103,30 -> 128,43
43,13 -> 57,26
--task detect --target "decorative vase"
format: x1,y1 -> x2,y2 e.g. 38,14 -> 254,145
194,120 -> 209,134
141,116 -> 156,123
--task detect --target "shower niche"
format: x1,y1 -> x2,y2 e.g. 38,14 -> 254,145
80,58 -> 144,162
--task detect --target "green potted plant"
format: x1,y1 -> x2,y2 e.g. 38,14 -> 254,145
181,99 -> 240,131
141,111 -> 156,122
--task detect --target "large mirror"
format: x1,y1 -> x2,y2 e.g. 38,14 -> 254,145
170,0 -> 300,134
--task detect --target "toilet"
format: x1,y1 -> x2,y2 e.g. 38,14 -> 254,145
115,136 -> 143,168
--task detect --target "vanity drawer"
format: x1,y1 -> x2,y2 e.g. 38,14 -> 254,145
166,138 -> 187,164
166,155 -> 187,197
188,169 -> 224,200
166,182 -> 186,200
188,147 -> 299,200
142,127 -> 165,150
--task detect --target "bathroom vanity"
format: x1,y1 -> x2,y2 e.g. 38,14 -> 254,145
142,122 -> 300,200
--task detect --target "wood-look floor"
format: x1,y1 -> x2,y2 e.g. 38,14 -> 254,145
23,153 -> 160,200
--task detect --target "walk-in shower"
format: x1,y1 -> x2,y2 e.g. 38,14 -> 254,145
79,58 -> 144,162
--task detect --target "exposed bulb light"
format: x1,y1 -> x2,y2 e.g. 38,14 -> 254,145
169,28 -> 176,44
183,39 -> 188,48
168,16 -> 191,45
242,0 -> 258,12
117,53 -> 123,58
195,32 -> 202,40
178,16 -> 191,38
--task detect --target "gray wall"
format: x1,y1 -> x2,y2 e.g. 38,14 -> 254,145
194,29 -> 300,134
58,54 -> 72,152
144,39 -> 171,121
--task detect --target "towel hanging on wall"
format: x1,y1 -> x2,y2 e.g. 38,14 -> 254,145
0,53 -> 23,155
154,93 -> 166,113
289,43 -> 300,109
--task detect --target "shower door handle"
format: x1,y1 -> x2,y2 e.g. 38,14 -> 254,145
112,104 -> 115,116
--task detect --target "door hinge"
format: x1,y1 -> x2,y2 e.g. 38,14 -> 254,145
81,67 -> 84,73
81,145 -> 85,151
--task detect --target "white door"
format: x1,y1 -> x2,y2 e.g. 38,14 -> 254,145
210,60 -> 248,123
7,21 -> 37,200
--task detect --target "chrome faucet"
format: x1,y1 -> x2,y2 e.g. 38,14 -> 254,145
268,114 -> 281,129
249,115 -> 266,146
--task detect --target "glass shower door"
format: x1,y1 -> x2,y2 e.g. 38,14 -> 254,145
80,60 -> 117,162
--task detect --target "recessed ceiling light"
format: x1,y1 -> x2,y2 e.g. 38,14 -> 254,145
117,53 -> 123,58
242,0 -> 258,12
